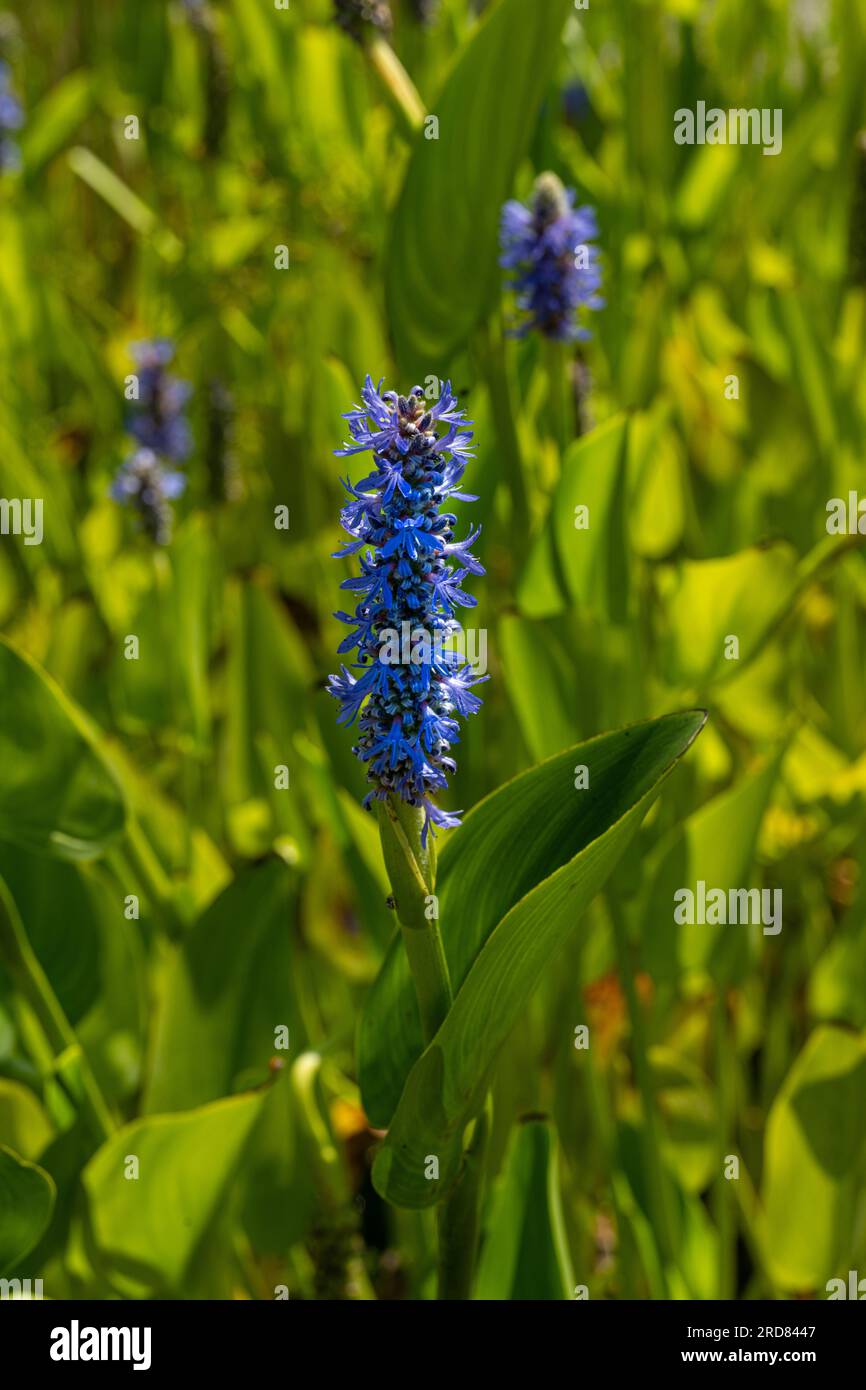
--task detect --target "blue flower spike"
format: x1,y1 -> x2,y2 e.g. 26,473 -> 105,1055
333,0 -> 393,44
111,339 -> 192,544
328,377 -> 486,848
0,59 -> 24,173
500,171 -> 604,342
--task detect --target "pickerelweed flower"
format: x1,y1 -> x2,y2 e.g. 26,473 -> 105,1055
334,0 -> 393,43
328,377 -> 486,845
127,339 -> 193,462
112,339 -> 192,543
500,172 -> 603,342
110,448 -> 186,546
0,59 -> 23,173
407,0 -> 439,24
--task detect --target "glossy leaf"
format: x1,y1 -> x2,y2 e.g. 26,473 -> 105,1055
361,711 -> 706,1128
370,711 -> 706,1205
762,1027 -> 866,1291
0,637 -> 126,860
83,1090 -> 267,1293
385,0 -> 572,373
0,1144 -> 56,1275
143,859 -> 298,1114
475,1119 -> 574,1300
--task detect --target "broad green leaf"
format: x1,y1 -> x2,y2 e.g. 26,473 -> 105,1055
223,578 -> 314,808
518,416 -> 629,620
552,415 -> 630,619
676,142 -> 739,229
361,711 -> 706,1128
370,711 -> 706,1205
0,1081 -> 52,1162
657,544 -> 799,690
83,1090 -> 267,1293
810,902 -> 866,1030
627,409 -> 686,560
385,0 -> 571,372
651,1049 -> 718,1195
475,1119 -> 574,1300
618,1118 -> 720,1299
0,846 -> 102,1025
642,752 -> 782,983
143,859 -> 298,1114
762,1027 -> 866,1291
0,1145 -> 56,1276
499,616 -> 577,762
0,637 -> 126,860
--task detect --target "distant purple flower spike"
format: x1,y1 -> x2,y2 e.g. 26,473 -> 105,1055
111,338 -> 193,542
328,379 -> 486,844
0,59 -> 23,173
127,340 -> 193,462
408,0 -> 440,25
110,449 -> 187,545
334,0 -> 392,44
500,172 -> 604,342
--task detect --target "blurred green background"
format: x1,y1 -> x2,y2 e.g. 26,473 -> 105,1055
1,0 -> 866,1300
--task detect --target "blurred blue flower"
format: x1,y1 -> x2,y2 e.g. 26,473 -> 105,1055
562,79 -> 590,127
407,0 -> 439,24
112,338 -> 192,543
111,448 -> 187,546
329,377 -> 486,845
127,339 -> 193,462
0,59 -> 23,173
500,172 -> 604,342
334,0 -> 392,43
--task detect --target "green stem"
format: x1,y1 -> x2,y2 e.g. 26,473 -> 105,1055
0,880 -> 114,1143
713,992 -> 737,1299
607,892 -> 674,1295
544,337 -> 573,459
376,797 -> 452,1043
437,1098 -> 490,1300
366,36 -> 426,139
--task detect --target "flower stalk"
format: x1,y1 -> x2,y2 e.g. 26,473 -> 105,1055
376,796 -> 451,1044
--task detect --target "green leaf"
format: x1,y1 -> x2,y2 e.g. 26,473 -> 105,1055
519,416 -> 629,620
657,544 -> 799,690
762,1026 -> 866,1291
651,1048 -> 718,1195
500,616 -> 580,763
642,752 -> 782,983
385,0 -> 571,372
361,711 -> 706,1127
475,1119 -> 574,1300
0,1144 -> 56,1276
0,846 -> 102,1025
20,71 -> 92,178
0,1080 -> 53,1160
143,859 -> 298,1114
0,637 -> 126,860
369,711 -> 706,1205
810,902 -> 866,1030
83,1090 -> 267,1293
